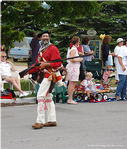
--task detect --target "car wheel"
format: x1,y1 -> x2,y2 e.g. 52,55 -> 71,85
13,58 -> 18,62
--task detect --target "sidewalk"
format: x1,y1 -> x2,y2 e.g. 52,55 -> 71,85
0,91 -> 36,104
0,87 -> 117,104
0,91 -> 116,104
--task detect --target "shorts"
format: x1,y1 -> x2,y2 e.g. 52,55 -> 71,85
105,55 -> 113,67
66,63 -> 80,82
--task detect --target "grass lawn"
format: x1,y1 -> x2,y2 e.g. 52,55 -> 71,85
4,79 -> 34,91
4,79 -> 35,97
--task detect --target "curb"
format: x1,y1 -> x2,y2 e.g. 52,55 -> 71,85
0,97 -> 36,104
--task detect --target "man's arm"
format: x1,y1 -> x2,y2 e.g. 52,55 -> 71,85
118,56 -> 126,71
86,51 -> 94,56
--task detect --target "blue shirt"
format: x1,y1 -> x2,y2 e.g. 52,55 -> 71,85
82,44 -> 92,61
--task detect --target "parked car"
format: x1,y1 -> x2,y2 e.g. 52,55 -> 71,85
8,37 -> 32,62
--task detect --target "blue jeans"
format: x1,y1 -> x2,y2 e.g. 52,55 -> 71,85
115,74 -> 127,99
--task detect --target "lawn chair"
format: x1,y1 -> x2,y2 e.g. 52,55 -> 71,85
53,83 -> 68,103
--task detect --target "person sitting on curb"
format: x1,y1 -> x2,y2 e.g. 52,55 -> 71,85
0,52 -> 29,97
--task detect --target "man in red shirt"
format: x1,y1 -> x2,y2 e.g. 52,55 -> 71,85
31,30 -> 62,129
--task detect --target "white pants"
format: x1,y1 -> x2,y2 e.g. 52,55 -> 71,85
36,78 -> 56,124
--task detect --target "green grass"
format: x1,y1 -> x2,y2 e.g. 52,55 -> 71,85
4,80 -> 35,97
4,79 -> 34,91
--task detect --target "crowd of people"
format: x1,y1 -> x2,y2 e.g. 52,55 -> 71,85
66,35 -> 127,103
0,30 -> 127,129
101,35 -> 127,100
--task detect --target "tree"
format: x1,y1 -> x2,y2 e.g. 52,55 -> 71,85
51,1 -> 127,58
1,1 -> 46,49
1,1 -> 100,50
48,1 -> 100,58
77,1 -> 127,48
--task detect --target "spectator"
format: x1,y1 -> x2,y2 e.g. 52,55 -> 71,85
82,37 -> 94,71
30,32 -> 42,64
77,44 -> 84,56
101,35 -> 114,70
114,38 -> 124,83
0,52 -> 28,97
115,38 -> 127,100
77,45 -> 85,81
66,36 -> 83,104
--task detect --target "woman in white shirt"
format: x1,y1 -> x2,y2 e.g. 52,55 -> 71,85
0,52 -> 28,97
66,36 -> 83,104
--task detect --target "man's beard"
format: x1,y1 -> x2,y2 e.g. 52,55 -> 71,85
42,39 -> 50,45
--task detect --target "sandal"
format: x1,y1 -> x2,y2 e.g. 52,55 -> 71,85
67,100 -> 78,105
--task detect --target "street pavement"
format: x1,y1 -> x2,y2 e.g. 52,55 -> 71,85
1,99 -> 127,149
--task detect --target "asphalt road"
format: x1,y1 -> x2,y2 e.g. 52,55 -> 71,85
1,101 -> 127,149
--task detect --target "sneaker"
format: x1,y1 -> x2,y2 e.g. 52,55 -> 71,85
121,97 -> 127,101
23,92 -> 29,97
19,92 -> 29,98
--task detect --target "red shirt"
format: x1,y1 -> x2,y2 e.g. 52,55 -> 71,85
77,45 -> 82,53
29,44 -> 62,78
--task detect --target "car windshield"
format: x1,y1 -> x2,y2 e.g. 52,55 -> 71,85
14,39 -> 29,48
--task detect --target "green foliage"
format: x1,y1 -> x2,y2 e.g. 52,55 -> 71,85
4,79 -> 33,91
1,1 -> 45,49
88,1 -> 127,49
2,1 -> 126,57
1,1 -> 100,50
52,1 -> 127,57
